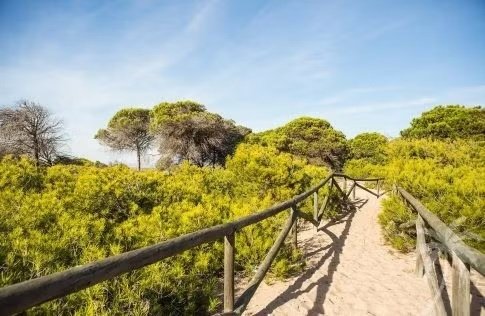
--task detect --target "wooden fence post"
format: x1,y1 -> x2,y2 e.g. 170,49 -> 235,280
234,211 -> 297,314
292,206 -> 298,249
313,192 -> 318,224
416,215 -> 447,316
415,244 -> 424,277
224,233 -> 235,313
352,181 -> 356,200
452,252 -> 470,316
377,180 -> 380,196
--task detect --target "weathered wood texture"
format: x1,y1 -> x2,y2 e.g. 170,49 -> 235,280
416,215 -> 447,316
292,216 -> 298,249
355,182 -> 379,198
398,187 -> 485,276
233,210 -> 297,314
451,252 -> 470,316
313,192 -> 318,222
317,183 -> 331,221
296,209 -> 319,227
345,182 -> 356,199
332,178 -> 346,198
399,187 -> 484,316
224,233 -> 235,313
415,247 -> 424,277
333,173 -> 384,182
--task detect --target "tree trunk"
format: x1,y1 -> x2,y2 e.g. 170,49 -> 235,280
33,135 -> 40,167
136,147 -> 141,171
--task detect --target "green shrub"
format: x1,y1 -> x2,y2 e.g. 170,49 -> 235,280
345,138 -> 484,253
0,144 -> 328,315
401,105 -> 485,140
348,132 -> 388,164
248,117 -> 348,170
378,196 -> 415,252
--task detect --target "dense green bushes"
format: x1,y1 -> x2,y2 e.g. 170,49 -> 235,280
345,106 -> 484,254
248,117 -> 348,170
401,105 -> 484,140
0,143 -> 327,315
348,132 -> 388,164
2,102 -> 483,314
345,138 -> 485,253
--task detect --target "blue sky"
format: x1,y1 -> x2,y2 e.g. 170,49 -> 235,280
1,0 -> 484,165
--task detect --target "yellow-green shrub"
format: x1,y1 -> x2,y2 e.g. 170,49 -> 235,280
0,144 -> 328,315
344,139 -> 485,253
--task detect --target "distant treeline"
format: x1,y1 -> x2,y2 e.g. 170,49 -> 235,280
1,100 -> 483,171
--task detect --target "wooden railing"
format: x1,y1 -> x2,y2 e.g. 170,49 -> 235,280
397,187 -> 485,316
2,173 -> 482,315
0,173 -> 380,315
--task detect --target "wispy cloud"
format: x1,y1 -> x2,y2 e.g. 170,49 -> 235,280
186,0 -> 220,33
336,97 -> 437,114
317,86 -> 402,106
0,1 -> 225,165
1,0 -> 484,165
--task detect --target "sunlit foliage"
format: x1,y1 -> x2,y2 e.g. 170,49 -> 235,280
248,117 -> 348,170
401,105 -> 485,140
348,132 -> 388,164
0,143 -> 327,315
345,138 -> 485,253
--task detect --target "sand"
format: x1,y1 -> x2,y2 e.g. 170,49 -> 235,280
242,188 -> 485,315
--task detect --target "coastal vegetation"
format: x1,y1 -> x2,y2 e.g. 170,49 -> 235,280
0,133 -> 327,314
0,101 -> 483,314
345,105 -> 484,252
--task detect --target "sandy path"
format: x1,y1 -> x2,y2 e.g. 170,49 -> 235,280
243,188 -> 485,315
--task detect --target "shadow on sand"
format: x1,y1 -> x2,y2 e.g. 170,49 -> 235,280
253,198 -> 368,315
471,281 -> 485,316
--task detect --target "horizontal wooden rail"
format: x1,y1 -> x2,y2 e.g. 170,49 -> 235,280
333,173 -> 384,182
397,187 -> 485,276
0,174 -> 334,315
7,172 -> 479,316
398,186 -> 484,316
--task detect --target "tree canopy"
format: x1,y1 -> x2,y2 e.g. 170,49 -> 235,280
400,105 -> 485,140
250,117 -> 348,170
151,101 -> 250,167
348,132 -> 388,164
95,108 -> 153,170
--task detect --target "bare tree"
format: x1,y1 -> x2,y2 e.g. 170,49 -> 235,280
0,100 -> 65,166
